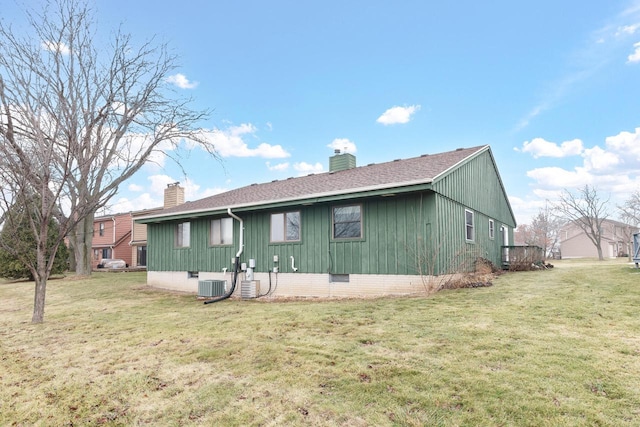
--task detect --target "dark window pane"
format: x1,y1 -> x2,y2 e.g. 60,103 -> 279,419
333,205 -> 361,238
286,212 -> 300,241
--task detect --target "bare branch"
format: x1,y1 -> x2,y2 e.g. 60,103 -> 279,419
0,0 -> 216,321
554,185 -> 610,261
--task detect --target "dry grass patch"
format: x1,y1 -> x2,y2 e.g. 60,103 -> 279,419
2,264 -> 640,425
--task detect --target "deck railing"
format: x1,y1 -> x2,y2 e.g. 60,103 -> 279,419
501,245 -> 545,271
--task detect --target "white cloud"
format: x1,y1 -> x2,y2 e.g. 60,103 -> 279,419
531,188 -> 564,201
266,161 -> 289,171
294,162 -> 324,175
198,124 -> 290,159
582,146 -> 620,172
508,195 -> 549,225
522,128 -> 640,196
109,180 -> 227,213
627,41 -> 640,62
166,73 -> 199,89
148,174 -> 182,197
41,40 -> 70,55
108,193 -> 157,214
604,127 -> 640,171
327,138 -> 357,154
605,127 -> 640,155
616,23 -> 640,36
128,183 -> 144,192
520,127 -> 640,223
376,105 -> 421,125
123,132 -> 175,170
526,166 -> 594,189
518,137 -> 584,158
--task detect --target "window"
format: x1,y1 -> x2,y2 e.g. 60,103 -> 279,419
465,209 -> 474,242
270,211 -> 300,242
175,222 -> 191,247
99,222 -> 105,237
137,246 -> 147,266
211,218 -> 233,245
333,205 -> 362,239
489,219 -> 495,240
101,248 -> 111,259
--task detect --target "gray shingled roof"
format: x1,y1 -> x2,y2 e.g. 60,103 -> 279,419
139,145 -> 488,220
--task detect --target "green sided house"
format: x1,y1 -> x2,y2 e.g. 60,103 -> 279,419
136,145 -> 516,297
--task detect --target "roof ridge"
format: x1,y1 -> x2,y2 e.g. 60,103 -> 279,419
138,145 -> 489,221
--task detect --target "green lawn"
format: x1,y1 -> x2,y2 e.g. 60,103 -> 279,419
1,260 -> 640,426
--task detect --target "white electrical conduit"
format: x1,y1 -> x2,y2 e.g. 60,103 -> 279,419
290,256 -> 298,272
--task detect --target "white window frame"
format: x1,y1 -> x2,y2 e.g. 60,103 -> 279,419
333,204 -> 363,239
270,211 -> 301,243
465,209 -> 475,242
175,222 -> 191,248
99,222 -> 105,236
489,219 -> 495,240
210,217 -> 233,246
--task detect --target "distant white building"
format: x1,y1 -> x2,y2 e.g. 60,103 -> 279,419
559,218 -> 638,259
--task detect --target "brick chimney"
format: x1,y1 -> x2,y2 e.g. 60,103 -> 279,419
329,149 -> 356,172
164,182 -> 185,209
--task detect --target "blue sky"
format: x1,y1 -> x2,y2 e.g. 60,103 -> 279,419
5,0 -> 640,224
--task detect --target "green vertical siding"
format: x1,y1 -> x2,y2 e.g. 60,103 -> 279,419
148,193 -> 437,275
432,150 -> 515,228
147,149 -> 515,277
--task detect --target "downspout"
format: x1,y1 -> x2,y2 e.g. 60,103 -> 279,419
111,216 -> 116,258
129,214 -> 135,266
129,215 -> 134,247
204,208 -> 244,305
228,208 -> 244,260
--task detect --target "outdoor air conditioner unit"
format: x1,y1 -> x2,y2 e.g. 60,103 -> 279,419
241,280 -> 260,299
198,280 -> 226,297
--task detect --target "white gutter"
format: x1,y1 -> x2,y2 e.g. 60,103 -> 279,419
135,179 -> 435,222
227,208 -> 244,258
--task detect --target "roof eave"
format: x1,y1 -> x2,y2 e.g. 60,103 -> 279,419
136,180 -> 434,223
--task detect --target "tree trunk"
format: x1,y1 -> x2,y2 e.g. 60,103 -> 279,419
32,237 -> 50,324
67,237 -> 77,271
73,212 -> 95,275
32,276 -> 47,323
596,244 -> 604,261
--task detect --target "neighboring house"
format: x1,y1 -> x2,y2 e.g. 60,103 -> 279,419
93,183 -> 185,269
136,145 -> 517,297
129,209 -> 159,268
92,212 -> 133,268
129,183 -> 185,268
559,218 -> 638,259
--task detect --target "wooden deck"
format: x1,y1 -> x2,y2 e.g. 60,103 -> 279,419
501,245 -> 545,270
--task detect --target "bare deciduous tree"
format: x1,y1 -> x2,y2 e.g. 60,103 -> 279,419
554,185 -> 610,261
617,191 -> 640,261
0,0 -> 215,321
529,207 -> 563,258
618,190 -> 640,227
0,80 -> 82,322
